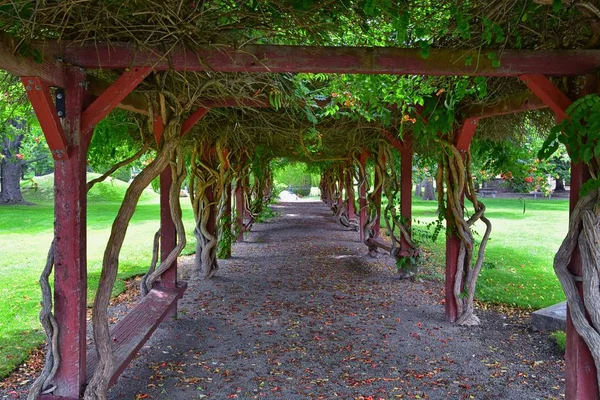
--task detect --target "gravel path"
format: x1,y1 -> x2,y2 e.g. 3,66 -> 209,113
106,200 -> 564,400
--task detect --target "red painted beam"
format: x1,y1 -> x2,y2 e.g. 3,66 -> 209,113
455,118 -> 480,151
36,41 -> 600,76
153,116 -> 164,144
81,66 -> 152,137
0,38 -> 64,87
519,74 -> 572,121
464,91 -> 547,119
22,77 -> 68,160
181,107 -> 209,136
380,129 -> 408,152
51,66 -> 88,398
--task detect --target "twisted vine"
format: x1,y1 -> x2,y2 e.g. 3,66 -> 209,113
437,141 -> 491,326
142,147 -> 187,294
27,241 -> 59,400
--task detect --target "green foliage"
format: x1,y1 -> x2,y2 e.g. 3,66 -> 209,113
217,215 -> 233,259
551,331 -> 566,353
88,109 -> 145,177
255,205 -> 278,222
272,160 -> 316,196
539,94 -> 600,195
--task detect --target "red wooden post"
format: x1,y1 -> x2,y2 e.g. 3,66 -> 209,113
372,154 -> 384,238
346,164 -> 355,220
152,117 -> 177,291
159,167 -> 177,289
51,67 -> 88,398
445,119 -> 479,323
400,136 -> 413,254
359,151 -> 368,242
235,178 -> 244,242
523,73 -> 599,400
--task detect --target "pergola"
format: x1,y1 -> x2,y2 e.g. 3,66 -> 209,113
1,37 -> 598,399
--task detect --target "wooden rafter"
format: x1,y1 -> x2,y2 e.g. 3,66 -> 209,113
21,77 -> 68,159
455,117 -> 480,151
34,41 -> 600,77
464,90 -> 547,119
1,38 -> 64,87
81,67 -> 152,136
519,74 -> 572,121
181,107 -> 210,136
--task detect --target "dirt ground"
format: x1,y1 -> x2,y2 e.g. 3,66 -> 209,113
2,200 -> 565,399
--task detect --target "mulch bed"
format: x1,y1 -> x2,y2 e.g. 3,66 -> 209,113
1,200 -> 565,399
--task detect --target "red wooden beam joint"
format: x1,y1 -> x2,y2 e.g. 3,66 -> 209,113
181,107 -> 210,136
81,66 -> 152,136
455,118 -> 479,151
22,77 -> 68,160
519,74 -> 571,122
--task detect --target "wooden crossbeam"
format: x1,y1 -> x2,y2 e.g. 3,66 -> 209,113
455,117 -> 480,151
1,38 -> 64,87
21,77 -> 68,159
519,74 -> 571,121
464,91 -> 547,119
81,67 -> 152,136
35,41 -> 600,76
181,107 -> 210,136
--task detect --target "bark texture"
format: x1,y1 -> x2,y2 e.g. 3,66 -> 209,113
553,189 -> 600,397
437,143 -> 491,326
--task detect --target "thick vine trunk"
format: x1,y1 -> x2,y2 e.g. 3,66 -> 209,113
553,189 -> 600,397
83,120 -> 181,400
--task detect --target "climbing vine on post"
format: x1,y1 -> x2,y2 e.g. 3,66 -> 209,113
437,137 -> 491,326
380,144 -> 421,278
540,94 -> 600,396
189,141 -> 227,279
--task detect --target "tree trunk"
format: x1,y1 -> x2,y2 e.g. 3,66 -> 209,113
555,178 -> 566,191
0,160 -> 25,204
415,180 -> 422,196
422,178 -> 435,200
1,131 -> 27,205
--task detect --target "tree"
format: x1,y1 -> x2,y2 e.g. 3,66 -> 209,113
0,72 -> 49,205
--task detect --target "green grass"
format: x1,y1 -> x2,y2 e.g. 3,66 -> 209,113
0,174 -> 197,378
551,331 -> 566,352
412,196 -> 569,310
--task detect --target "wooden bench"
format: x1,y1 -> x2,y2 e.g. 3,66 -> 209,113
366,237 -> 392,252
477,189 -> 498,198
85,283 -> 187,387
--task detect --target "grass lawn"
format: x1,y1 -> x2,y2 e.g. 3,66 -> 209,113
0,174 -> 197,378
412,196 -> 569,309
